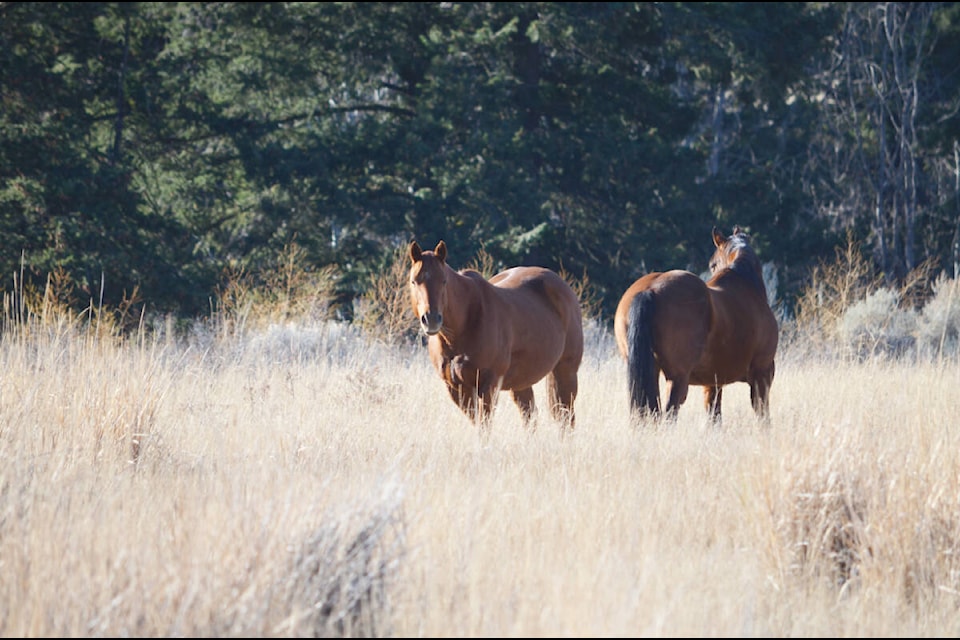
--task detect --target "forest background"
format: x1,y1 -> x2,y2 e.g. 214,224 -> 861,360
3,1 -> 960,330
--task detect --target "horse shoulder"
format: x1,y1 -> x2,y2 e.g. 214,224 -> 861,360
704,277 -> 778,365
443,273 -> 511,367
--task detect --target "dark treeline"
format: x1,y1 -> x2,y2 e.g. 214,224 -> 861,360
2,2 -> 960,324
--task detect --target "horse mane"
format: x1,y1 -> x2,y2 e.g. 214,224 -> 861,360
725,234 -> 767,296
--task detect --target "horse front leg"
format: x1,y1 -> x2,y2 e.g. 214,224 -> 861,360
445,356 -> 493,428
750,362 -> 775,423
471,370 -> 503,430
703,385 -> 722,423
450,383 -> 493,433
446,382 -> 478,421
474,386 -> 500,432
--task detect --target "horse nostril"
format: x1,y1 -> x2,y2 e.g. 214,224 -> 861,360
420,312 -> 443,334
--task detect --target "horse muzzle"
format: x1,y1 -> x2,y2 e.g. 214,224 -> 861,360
420,313 -> 443,335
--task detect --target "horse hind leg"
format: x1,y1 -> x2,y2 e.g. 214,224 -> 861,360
546,365 -> 578,430
663,375 -> 690,420
511,387 -> 536,427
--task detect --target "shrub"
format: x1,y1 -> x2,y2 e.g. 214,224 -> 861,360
3,263 -> 142,341
838,287 -> 917,360
915,272 -> 960,359
789,232 -> 938,360
793,232 -> 882,346
213,241 -> 339,339
352,245 -> 420,346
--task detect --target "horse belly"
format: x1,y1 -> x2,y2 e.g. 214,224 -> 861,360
689,356 -> 749,386
500,330 -> 566,390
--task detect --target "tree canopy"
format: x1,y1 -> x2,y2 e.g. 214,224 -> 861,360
2,2 -> 959,322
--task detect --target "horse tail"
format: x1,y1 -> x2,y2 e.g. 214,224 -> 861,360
626,290 -> 660,414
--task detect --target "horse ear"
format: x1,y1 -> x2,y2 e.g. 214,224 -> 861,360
409,240 -> 423,263
435,240 -> 447,263
712,226 -> 726,248
733,224 -> 743,236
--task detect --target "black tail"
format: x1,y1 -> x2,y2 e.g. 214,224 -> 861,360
626,290 -> 660,415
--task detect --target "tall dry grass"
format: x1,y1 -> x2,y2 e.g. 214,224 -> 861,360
1,308 -> 960,636
4,235 -> 960,637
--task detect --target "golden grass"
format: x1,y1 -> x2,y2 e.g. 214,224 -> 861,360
1,320 -> 960,637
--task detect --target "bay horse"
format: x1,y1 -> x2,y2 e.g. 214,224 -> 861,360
408,240 -> 584,430
614,226 -> 778,422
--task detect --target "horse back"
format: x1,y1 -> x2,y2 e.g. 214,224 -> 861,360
489,267 -> 580,324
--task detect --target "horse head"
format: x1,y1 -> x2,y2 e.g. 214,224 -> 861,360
708,226 -> 766,294
408,239 -> 449,335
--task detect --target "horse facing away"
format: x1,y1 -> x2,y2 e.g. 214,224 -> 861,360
614,226 -> 779,422
408,240 -> 584,431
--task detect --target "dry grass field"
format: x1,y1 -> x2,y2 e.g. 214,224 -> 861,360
1,312 -> 959,637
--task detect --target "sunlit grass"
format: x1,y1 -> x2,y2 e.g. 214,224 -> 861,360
1,314 -> 959,636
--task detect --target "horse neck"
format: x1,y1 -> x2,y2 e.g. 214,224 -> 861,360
713,255 -> 768,299
438,267 -> 482,344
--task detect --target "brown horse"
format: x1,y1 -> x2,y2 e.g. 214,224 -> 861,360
408,240 -> 584,430
614,226 -> 778,421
